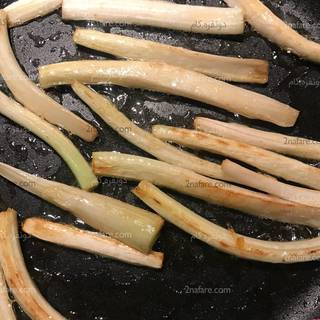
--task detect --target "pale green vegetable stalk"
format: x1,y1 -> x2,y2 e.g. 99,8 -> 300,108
73,29 -> 268,84
71,82 -> 227,181
194,117 -> 320,160
0,10 -> 97,142
0,90 -> 98,191
222,159 -> 320,208
38,60 -> 299,127
23,218 -> 164,269
63,0 -> 244,35
0,164 -> 164,253
92,152 -> 320,229
0,209 -> 65,320
133,181 -> 320,264
0,266 -> 16,320
152,125 -> 320,191
225,0 -> 320,64
4,0 -> 62,27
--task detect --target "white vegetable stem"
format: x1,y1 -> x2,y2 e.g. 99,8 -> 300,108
194,117 -> 320,160
222,160 -> 320,208
0,209 -> 65,319
63,0 -> 244,35
4,0 -> 62,28
133,181 -> 320,264
38,61 -> 299,127
0,11 -> 97,142
152,125 -> 320,191
0,266 -> 16,320
71,82 -> 227,181
23,218 -> 164,269
92,152 -> 320,228
225,0 -> 320,64
0,91 -> 98,190
0,164 -> 164,253
73,29 -> 268,84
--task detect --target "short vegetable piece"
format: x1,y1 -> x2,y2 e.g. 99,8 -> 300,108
133,181 -> 320,264
38,61 -> 299,127
0,164 -> 164,253
0,209 -> 65,319
23,218 -> 164,269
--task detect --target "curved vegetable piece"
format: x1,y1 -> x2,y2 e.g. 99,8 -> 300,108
0,164 -> 164,253
0,209 -> 65,319
194,117 -> 320,160
63,0 -> 244,35
38,61 -> 299,127
92,152 -> 320,228
152,125 -> 320,191
4,0 -> 62,28
222,159 -> 320,208
22,218 -> 164,269
0,10 -> 97,142
73,29 -> 268,84
0,266 -> 16,320
225,0 -> 320,64
133,181 -> 320,264
0,91 -> 98,190
71,82 -> 227,181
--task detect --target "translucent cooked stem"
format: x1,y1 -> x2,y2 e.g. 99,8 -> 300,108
38,61 -> 299,127
0,91 -> 98,190
92,152 -> 320,228
23,218 -> 164,269
222,160 -> 320,208
73,29 -> 268,84
0,11 -> 97,142
225,0 -> 320,64
71,82 -> 228,181
133,181 -> 320,264
194,117 -> 320,160
152,125 -> 320,191
4,0 -> 62,27
63,0 -> 244,35
0,209 -> 65,319
0,164 -> 164,253
0,266 -> 16,320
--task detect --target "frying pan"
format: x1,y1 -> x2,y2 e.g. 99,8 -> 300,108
0,0 -> 320,319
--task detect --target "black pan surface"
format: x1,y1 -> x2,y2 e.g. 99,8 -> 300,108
0,0 -> 320,319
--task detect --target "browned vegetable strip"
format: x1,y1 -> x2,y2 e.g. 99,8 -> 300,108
73,29 -> 268,84
23,218 -> 164,269
92,152 -> 320,229
152,125 -> 320,191
0,266 -> 16,319
133,181 -> 320,264
38,60 -> 299,127
0,209 -> 65,320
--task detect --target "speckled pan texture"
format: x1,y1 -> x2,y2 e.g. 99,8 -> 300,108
0,0 -> 319,319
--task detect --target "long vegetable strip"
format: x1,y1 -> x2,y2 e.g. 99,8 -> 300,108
133,181 -> 320,264
73,29 -> 268,84
225,0 -> 320,64
0,164 -> 164,253
63,0 -> 244,35
0,91 -> 98,191
0,209 -> 65,320
222,160 -> 320,208
92,152 -> 320,228
71,82 -> 227,181
194,117 -> 320,160
0,266 -> 16,320
0,11 -> 97,142
4,0 -> 62,28
38,61 -> 299,127
152,125 -> 320,191
22,218 -> 164,269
